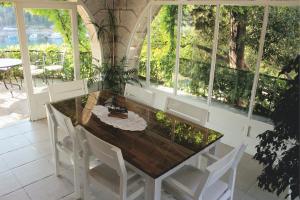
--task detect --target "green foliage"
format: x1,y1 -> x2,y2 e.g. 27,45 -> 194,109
162,5 -> 178,52
139,4 -> 298,118
251,7 -> 300,67
254,55 -> 299,199
98,58 -> 140,94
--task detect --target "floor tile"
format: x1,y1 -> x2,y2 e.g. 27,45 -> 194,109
0,135 -> 30,155
247,182 -> 282,200
32,141 -> 52,156
12,157 -> 54,186
0,189 -> 31,200
59,193 -> 78,200
24,129 -> 50,144
25,175 -> 74,200
0,156 -> 9,174
0,171 -> 22,196
1,145 -> 46,169
0,125 -> 24,140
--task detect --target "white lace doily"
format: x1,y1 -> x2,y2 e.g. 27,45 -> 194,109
92,105 -> 147,131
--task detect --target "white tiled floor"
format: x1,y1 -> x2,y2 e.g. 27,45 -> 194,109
0,86 -> 29,129
0,119 -> 285,200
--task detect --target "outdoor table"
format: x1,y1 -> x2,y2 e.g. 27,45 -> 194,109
50,91 -> 223,200
0,58 -> 22,92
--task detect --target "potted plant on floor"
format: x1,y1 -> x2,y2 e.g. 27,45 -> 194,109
254,55 -> 299,199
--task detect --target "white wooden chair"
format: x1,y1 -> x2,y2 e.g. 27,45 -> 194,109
165,97 -> 209,126
163,144 -> 246,200
78,126 -> 145,200
45,104 -> 81,199
124,83 -> 155,106
48,79 -> 88,102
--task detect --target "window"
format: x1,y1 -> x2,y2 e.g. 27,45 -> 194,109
24,8 -> 74,90
253,6 -> 300,119
212,6 -> 263,113
130,1 -> 300,122
150,5 -> 178,90
178,5 -> 216,99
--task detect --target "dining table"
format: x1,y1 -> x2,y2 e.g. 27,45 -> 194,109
0,58 -> 22,92
50,91 -> 223,200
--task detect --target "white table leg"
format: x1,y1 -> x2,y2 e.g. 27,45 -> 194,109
209,140 -> 220,156
145,176 -> 162,200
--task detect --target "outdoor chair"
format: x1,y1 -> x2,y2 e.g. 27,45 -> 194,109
48,79 -> 88,102
78,126 -> 145,200
124,83 -> 155,107
163,144 -> 246,200
44,50 -> 65,84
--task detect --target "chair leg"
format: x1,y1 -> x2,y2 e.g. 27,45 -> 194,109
52,126 -> 60,176
73,154 -> 81,199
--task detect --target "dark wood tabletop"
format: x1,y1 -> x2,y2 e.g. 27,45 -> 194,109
51,91 -> 223,178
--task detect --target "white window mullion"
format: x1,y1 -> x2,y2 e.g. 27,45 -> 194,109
70,6 -> 80,80
247,5 -> 270,122
174,4 -> 183,95
207,4 -> 221,105
15,3 -> 33,96
146,6 -> 152,87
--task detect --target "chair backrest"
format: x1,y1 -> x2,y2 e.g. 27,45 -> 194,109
79,126 -> 127,177
46,50 -> 65,66
78,126 -> 127,199
48,79 -> 88,102
124,83 -> 155,106
49,104 -> 77,141
195,144 -> 246,199
165,97 -> 208,126
29,50 -> 45,67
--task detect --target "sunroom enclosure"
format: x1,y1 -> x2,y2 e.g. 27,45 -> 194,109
0,0 -> 298,155
126,0 -> 299,154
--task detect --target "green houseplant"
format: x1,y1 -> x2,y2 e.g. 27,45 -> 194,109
90,3 -> 140,95
254,55 -> 299,199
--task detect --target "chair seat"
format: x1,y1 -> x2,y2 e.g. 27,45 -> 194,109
31,68 -> 44,76
45,65 -> 63,71
89,163 -> 144,199
19,65 -> 43,74
164,165 -> 229,200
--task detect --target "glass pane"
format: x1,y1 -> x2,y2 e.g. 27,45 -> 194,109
253,6 -> 300,120
24,8 -> 73,91
78,13 -> 93,87
126,13 -> 147,85
150,5 -> 178,91
0,3 -> 22,89
178,5 -> 215,99
138,34 -> 147,83
212,6 -> 263,114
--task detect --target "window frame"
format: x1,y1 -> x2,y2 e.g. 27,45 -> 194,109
137,0 -> 298,124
